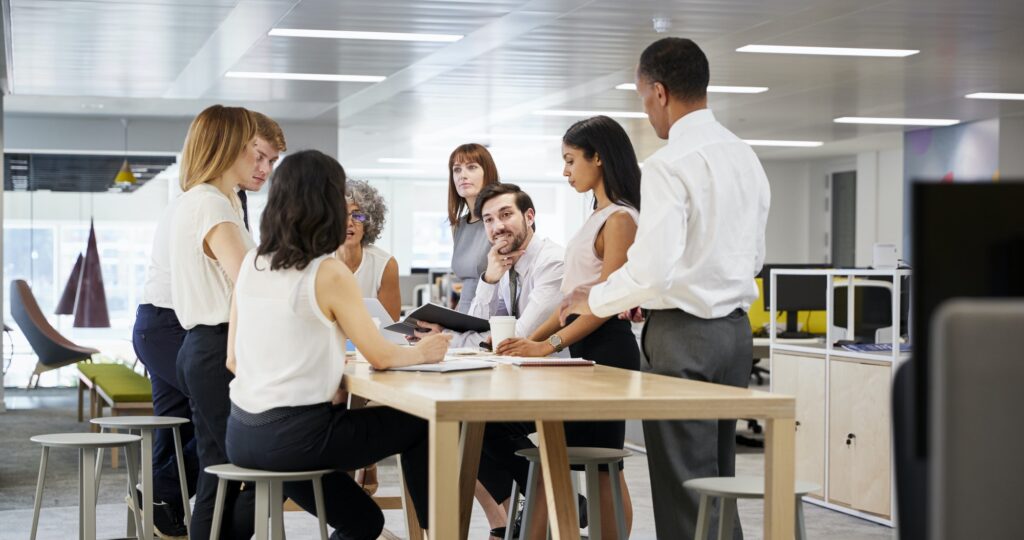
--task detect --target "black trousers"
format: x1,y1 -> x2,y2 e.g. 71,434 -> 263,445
176,323 -> 254,540
131,304 -> 199,508
226,402 -> 430,540
479,317 -> 640,500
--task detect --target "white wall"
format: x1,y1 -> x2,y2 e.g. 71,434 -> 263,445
760,160 -> 812,263
854,148 -> 904,266
999,116 -> 1024,178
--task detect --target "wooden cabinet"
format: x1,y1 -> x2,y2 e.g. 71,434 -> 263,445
828,358 -> 891,517
771,352 -> 825,497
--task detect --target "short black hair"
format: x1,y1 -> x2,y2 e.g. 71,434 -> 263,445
257,150 -> 347,271
563,116 -> 641,211
637,37 -> 709,102
474,183 -> 536,231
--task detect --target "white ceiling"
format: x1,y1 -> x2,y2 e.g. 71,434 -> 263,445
4,0 -> 1024,174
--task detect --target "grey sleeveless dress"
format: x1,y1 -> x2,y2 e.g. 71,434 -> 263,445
451,217 -> 490,313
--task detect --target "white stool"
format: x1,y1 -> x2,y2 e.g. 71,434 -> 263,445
91,416 -> 192,540
684,476 -> 820,540
509,447 -> 631,540
205,463 -> 334,540
29,432 -> 144,540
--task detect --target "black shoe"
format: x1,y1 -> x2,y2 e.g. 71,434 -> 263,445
492,494 -> 587,539
128,488 -> 188,539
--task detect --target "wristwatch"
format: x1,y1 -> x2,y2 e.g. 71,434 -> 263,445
547,333 -> 564,353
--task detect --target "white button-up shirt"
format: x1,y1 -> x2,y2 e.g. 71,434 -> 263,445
589,108 -> 771,319
456,235 -> 565,348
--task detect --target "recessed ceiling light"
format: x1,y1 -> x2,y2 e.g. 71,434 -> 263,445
346,168 -> 425,176
834,117 -> 959,126
269,28 -> 463,42
737,45 -> 919,58
965,92 -> 1024,101
225,71 -> 385,83
615,83 -> 768,94
744,140 -> 824,148
533,110 -> 648,119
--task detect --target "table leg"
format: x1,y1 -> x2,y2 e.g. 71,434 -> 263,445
458,422 -> 485,540
536,421 -> 579,540
429,420 -> 461,540
397,455 -> 424,540
141,430 -> 155,540
764,417 -> 795,540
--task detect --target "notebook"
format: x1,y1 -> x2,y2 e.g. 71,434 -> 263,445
488,356 -> 596,367
384,359 -> 496,373
384,303 -> 489,336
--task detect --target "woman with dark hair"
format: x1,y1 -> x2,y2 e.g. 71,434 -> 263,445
496,115 -> 642,539
224,150 -> 451,540
447,143 -> 501,312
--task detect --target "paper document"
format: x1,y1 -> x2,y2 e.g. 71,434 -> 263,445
384,359 -> 496,373
384,303 -> 489,336
487,356 -> 596,367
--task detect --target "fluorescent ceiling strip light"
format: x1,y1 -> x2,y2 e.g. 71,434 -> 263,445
225,71 -> 385,83
269,28 -> 463,42
965,92 -> 1024,101
834,116 -> 959,126
615,83 -> 767,93
737,45 -> 919,58
744,140 -> 823,147
377,158 -> 442,164
347,168 -> 425,175
533,109 -> 648,119
469,133 -> 564,141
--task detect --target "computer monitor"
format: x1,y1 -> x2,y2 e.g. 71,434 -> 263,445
760,263 -> 831,338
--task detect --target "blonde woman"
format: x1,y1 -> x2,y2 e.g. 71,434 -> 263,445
169,104 -> 260,539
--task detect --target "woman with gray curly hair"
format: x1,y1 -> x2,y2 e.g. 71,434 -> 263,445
335,179 -> 401,321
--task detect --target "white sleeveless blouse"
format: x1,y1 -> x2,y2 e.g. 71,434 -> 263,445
560,203 -> 639,295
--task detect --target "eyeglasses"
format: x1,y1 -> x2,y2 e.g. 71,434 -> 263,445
350,212 -> 368,223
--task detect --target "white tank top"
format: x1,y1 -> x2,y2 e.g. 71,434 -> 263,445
229,250 -> 346,413
352,244 -> 392,298
560,203 -> 639,295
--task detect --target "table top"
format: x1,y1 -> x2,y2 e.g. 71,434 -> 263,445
30,432 -> 141,448
343,363 -> 793,422
90,416 -> 189,428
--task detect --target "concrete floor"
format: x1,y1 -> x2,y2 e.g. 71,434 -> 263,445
1,388 -> 895,539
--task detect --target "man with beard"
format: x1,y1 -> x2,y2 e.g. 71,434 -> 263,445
413,183 -> 568,539
414,182 -> 565,350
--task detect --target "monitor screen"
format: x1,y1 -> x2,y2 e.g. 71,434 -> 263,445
911,181 -> 1024,456
760,263 -> 832,312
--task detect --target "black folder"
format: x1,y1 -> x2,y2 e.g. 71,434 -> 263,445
384,303 -> 490,336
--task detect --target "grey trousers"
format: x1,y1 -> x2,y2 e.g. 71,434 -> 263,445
641,308 -> 753,540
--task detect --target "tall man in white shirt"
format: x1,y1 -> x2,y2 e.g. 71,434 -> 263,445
562,38 -> 771,539
414,183 -> 566,537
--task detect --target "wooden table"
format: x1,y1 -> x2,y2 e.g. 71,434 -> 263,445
343,362 -> 796,540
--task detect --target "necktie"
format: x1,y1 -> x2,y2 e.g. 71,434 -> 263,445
508,267 -> 520,318
238,190 -> 250,231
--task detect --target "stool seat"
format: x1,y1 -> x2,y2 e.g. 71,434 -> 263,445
685,476 -> 820,498
205,463 -> 335,482
91,415 -> 189,429
30,432 -> 141,448
206,464 -> 332,540
515,446 -> 631,464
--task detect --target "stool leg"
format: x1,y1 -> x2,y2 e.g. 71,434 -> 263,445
255,480 -> 271,540
124,443 -> 145,539
269,480 -> 285,540
81,448 -> 98,540
796,496 -> 807,540
504,480 -> 519,540
140,429 -> 155,540
172,426 -> 192,533
30,447 -> 48,540
312,476 -> 329,540
608,464 -> 627,540
716,497 -> 737,540
584,464 -> 603,540
519,461 -> 539,539
694,494 -> 711,540
210,478 -> 228,540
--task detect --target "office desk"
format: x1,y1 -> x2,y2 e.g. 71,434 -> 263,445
343,362 -> 796,539
753,336 -> 823,359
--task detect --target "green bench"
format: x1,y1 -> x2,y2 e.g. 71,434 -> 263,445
77,362 -> 153,468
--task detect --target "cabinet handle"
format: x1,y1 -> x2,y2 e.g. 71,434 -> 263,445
795,421 -> 801,430
845,433 -> 856,446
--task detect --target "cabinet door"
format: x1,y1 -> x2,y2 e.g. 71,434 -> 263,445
771,353 -> 825,496
829,360 -> 892,517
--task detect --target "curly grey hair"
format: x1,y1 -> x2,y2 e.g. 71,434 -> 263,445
346,179 -> 387,246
